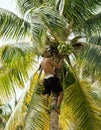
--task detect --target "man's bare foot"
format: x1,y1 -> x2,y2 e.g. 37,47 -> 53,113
54,107 -> 60,115
50,105 -> 60,114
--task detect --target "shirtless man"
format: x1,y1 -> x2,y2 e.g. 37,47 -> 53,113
41,50 -> 64,114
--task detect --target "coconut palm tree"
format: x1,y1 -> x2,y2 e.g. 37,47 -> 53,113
0,0 -> 101,130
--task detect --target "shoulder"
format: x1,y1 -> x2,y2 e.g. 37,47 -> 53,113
48,58 -> 54,63
44,57 -> 53,62
41,58 -> 51,64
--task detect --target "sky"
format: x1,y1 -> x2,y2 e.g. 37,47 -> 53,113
0,0 -> 17,14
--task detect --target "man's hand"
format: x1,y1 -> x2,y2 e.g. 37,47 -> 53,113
57,53 -> 64,58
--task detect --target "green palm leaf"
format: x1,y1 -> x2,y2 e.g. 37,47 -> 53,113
4,72 -> 41,130
64,80 -> 101,129
14,0 -> 44,17
60,103 -> 76,129
61,0 -> 101,35
23,73 -> 49,130
88,36 -> 101,45
0,43 -> 36,102
0,0 -> 101,129
0,66 -> 15,103
83,12 -> 101,35
1,43 -> 35,80
32,6 -> 67,42
30,16 -> 47,54
0,8 -> 31,41
77,43 -> 101,80
24,93 -> 49,130
63,0 -> 101,26
4,87 -> 28,130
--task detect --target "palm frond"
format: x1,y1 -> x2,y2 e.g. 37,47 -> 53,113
31,16 -> 47,54
14,0 -> 44,17
64,80 -> 101,130
0,66 -> 15,103
44,0 -> 65,13
25,72 -> 42,105
83,12 -> 101,35
23,74 -> 49,130
62,62 -> 76,89
60,104 -> 76,130
56,0 -> 65,15
4,72 -> 40,130
87,36 -> 101,45
0,8 -> 31,42
1,43 -> 35,79
4,87 -> 28,130
63,0 -> 101,30
76,43 -> 101,80
32,6 -> 67,42
24,94 -> 49,130
0,43 -> 37,102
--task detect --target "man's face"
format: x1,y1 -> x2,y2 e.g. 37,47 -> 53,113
45,52 -> 51,57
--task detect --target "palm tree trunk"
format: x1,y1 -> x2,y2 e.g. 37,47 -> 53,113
50,93 -> 59,130
50,58 -> 63,130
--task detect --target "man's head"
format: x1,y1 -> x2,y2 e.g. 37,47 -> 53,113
42,45 -> 59,57
42,49 -> 51,58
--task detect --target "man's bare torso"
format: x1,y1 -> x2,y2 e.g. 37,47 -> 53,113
41,58 -> 55,75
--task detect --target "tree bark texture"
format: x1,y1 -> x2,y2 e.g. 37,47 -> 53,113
50,64 -> 62,130
50,93 -> 59,130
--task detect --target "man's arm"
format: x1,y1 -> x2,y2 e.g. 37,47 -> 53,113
51,57 -> 64,69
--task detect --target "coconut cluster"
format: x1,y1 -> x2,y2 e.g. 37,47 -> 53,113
57,43 -> 74,55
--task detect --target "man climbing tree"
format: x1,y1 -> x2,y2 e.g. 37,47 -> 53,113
41,47 -> 64,114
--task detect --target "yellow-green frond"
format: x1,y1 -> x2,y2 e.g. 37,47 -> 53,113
0,43 -> 37,103
64,80 -> 101,130
23,73 -> 49,130
0,67 -> 15,103
4,87 -> 28,130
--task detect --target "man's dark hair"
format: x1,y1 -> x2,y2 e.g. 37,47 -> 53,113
47,44 -> 59,56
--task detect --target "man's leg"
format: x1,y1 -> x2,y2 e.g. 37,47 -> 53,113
55,91 -> 64,114
57,91 -> 64,107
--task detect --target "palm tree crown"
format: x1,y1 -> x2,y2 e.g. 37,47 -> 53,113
0,0 -> 101,129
